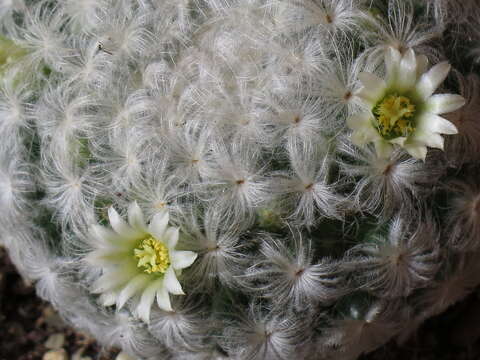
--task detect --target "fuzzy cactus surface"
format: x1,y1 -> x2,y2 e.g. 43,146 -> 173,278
1,0 -> 480,359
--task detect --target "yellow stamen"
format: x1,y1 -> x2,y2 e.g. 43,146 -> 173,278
134,237 -> 170,274
373,95 -> 416,139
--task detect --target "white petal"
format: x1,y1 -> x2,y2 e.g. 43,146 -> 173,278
426,94 -> 466,114
404,143 -> 428,161
90,225 -> 132,249
86,249 -> 130,267
349,116 -> 381,146
417,113 -> 458,135
357,73 -> 387,105
128,202 -> 148,232
91,225 -> 118,245
108,207 -> 143,240
385,47 -> 401,85
116,274 -> 150,309
148,210 -> 169,241
91,275 -> 114,294
164,227 -> 179,249
100,292 -> 117,307
348,113 -> 381,146
351,127 -> 380,146
413,132 -> 445,150
397,49 -> 417,91
164,266 -> 185,295
416,55 -> 429,78
416,62 -> 451,100
91,269 -> 134,293
389,137 -> 407,146
346,112 -> 371,130
170,250 -> 198,270
137,279 -> 163,323
156,286 -> 172,312
374,140 -> 393,159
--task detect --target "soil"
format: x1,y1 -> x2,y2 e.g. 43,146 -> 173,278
2,246 -> 480,360
0,246 -> 120,360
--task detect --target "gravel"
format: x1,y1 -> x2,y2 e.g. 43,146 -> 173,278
2,245 -> 480,360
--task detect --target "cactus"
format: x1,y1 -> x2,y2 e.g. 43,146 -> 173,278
1,0 -> 480,359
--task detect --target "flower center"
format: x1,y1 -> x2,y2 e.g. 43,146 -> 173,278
373,95 -> 416,140
134,237 -> 170,274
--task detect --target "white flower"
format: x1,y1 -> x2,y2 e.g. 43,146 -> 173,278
86,202 -> 197,323
347,47 -> 465,160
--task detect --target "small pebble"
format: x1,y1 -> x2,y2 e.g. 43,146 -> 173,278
43,349 -> 69,360
45,333 -> 65,349
42,306 -> 66,329
72,348 -> 92,360
116,351 -> 136,360
72,355 -> 92,360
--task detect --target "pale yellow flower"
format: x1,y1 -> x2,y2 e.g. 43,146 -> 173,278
86,202 -> 197,323
348,47 -> 465,160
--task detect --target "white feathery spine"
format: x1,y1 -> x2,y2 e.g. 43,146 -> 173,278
0,0 -> 479,359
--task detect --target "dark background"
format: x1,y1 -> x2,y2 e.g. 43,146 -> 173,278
2,246 -> 480,360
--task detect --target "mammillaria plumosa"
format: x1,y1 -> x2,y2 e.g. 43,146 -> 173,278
1,0 -> 480,359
